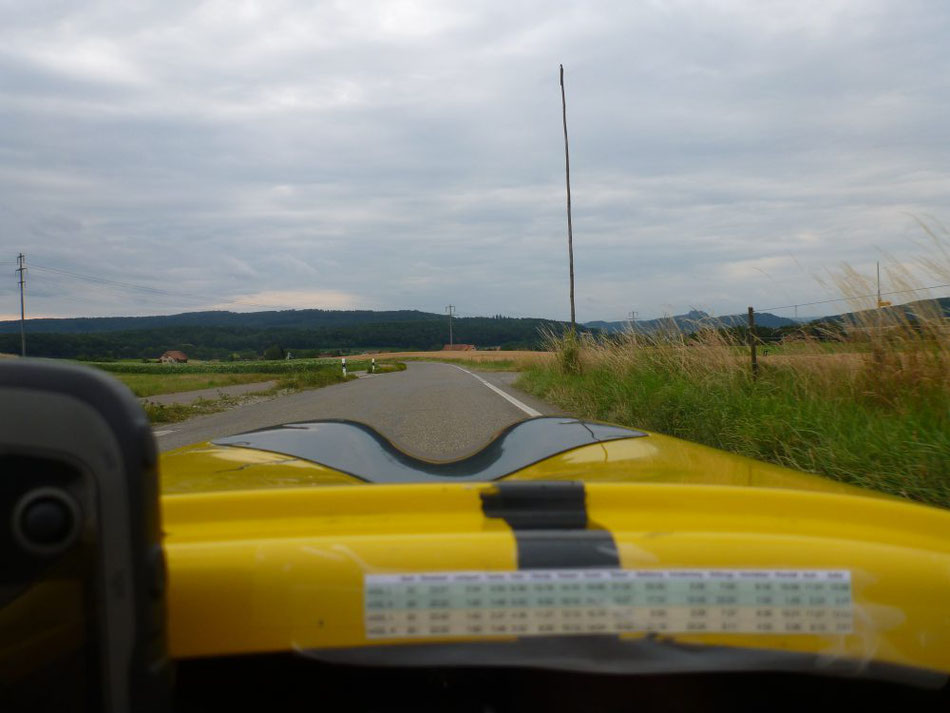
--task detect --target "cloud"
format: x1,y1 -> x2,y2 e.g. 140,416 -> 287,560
206,289 -> 360,311
1,0 -> 948,323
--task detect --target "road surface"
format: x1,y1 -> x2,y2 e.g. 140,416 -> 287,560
155,362 -> 562,458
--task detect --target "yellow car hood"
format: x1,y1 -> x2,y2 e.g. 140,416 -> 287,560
161,417 -> 878,497
159,418 -> 950,685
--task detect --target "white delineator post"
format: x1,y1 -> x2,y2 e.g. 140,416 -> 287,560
342,357 -> 347,378
371,358 -> 375,374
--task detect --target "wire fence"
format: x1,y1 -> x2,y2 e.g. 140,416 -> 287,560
760,283 -> 950,314
10,259 -> 950,327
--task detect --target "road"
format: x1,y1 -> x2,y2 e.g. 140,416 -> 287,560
155,362 -> 563,458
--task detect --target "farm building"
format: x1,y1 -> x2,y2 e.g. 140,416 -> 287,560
159,350 -> 189,363
442,344 -> 475,351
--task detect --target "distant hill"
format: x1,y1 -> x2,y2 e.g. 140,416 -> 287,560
814,297 -> 950,325
0,316 -> 588,360
7,296 -> 944,360
586,309 -> 797,334
0,309 -> 444,334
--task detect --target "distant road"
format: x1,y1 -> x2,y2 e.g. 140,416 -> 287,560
154,362 -> 562,458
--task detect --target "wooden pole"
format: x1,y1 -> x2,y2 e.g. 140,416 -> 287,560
17,253 -> 26,357
560,64 -> 576,332
747,306 -> 758,379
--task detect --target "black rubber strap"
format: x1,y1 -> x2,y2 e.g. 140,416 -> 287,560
481,482 -> 620,569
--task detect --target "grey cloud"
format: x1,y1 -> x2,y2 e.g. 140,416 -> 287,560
1,0 -> 948,323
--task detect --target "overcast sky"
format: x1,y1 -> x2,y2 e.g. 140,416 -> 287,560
1,1 -> 948,322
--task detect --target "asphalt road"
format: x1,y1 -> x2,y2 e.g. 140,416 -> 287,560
154,362 -> 562,458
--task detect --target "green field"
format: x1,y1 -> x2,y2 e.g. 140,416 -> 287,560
113,372 -> 279,397
88,358 -> 357,374
85,358 -> 402,423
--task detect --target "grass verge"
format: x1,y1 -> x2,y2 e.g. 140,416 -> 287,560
518,231 -> 950,508
114,372 -> 278,397
142,394 -> 249,424
517,357 -> 949,507
371,362 -> 408,374
87,358 -> 356,374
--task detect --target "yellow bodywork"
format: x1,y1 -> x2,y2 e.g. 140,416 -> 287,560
160,430 -> 950,678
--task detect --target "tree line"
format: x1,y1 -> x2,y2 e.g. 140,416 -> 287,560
2,317 -> 582,360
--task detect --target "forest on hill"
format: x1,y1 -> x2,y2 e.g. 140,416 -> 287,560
1,316 -> 578,360
0,308 -> 443,334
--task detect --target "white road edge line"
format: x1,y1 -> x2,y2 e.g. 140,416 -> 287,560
449,364 -> 542,417
152,430 -> 175,437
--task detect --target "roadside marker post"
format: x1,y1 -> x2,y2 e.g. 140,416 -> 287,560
342,357 -> 347,378
747,307 -> 758,380
371,358 -> 375,374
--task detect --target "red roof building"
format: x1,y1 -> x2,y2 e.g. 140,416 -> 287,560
442,344 -> 475,351
159,350 -> 189,363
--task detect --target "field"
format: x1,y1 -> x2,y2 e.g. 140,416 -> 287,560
84,358 -> 399,423
87,358 -> 361,374
113,372 -> 278,397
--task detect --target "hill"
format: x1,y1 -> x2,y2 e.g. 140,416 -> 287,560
0,308 -> 444,334
586,309 -> 797,334
0,316 -> 586,360
814,297 -> 950,325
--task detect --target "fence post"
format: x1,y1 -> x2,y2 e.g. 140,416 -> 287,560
747,306 -> 758,379
342,357 -> 346,378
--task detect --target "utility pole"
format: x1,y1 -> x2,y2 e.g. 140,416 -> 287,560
747,306 -> 758,379
445,305 -> 455,346
877,261 -> 881,307
560,64 -> 576,332
876,261 -> 891,308
628,311 -> 638,331
16,253 -> 26,357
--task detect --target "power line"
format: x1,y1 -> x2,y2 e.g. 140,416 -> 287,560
761,283 -> 950,313
31,264 -> 189,298
17,262 -> 950,325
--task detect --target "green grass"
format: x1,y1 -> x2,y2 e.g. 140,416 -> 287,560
518,334 -> 950,509
139,369 -> 354,424
87,358 -> 352,374
114,372 -> 278,397
371,362 -> 408,374
142,395 -> 245,424
274,370 -> 357,390
90,358 -> 373,398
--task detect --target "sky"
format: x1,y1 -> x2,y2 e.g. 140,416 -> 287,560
1,0 -> 948,323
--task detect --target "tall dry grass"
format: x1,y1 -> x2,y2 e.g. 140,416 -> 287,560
521,223 -> 950,507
